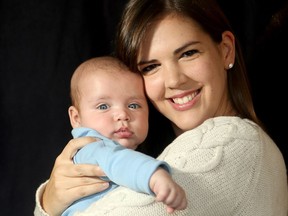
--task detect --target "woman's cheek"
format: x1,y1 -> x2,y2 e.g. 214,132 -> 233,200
144,77 -> 163,101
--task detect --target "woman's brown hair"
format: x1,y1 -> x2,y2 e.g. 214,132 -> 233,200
114,0 -> 262,126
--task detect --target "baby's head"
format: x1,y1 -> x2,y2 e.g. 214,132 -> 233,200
68,56 -> 149,149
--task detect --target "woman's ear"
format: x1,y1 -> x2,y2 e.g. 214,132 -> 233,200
221,31 -> 235,69
68,106 -> 81,128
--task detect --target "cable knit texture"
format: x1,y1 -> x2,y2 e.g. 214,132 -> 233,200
34,117 -> 288,216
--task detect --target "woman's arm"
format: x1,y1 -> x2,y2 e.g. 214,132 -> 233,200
34,136 -> 109,216
35,117 -> 287,216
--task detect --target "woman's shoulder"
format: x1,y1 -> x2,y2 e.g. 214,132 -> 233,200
186,116 -> 260,135
158,117 -> 262,169
158,116 -> 282,174
171,116 -> 263,150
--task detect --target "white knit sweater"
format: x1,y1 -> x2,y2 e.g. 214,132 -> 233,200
34,117 -> 288,216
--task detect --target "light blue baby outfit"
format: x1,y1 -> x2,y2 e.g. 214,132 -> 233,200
62,127 -> 170,216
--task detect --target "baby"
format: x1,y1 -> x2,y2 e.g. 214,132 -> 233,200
62,56 -> 187,215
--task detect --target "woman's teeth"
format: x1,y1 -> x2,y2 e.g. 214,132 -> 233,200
172,91 -> 198,104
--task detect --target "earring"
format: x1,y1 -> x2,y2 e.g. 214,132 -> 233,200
228,63 -> 234,69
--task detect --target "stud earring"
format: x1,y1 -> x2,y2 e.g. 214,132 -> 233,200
228,63 -> 234,69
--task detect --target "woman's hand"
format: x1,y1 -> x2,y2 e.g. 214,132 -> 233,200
42,137 -> 109,216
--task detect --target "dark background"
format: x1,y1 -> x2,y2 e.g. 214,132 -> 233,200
0,0 -> 287,215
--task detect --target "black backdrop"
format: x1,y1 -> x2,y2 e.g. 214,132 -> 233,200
0,0 -> 287,215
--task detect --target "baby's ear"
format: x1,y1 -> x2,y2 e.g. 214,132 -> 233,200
68,106 -> 81,128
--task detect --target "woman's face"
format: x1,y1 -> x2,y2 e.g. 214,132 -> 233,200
137,14 -> 235,135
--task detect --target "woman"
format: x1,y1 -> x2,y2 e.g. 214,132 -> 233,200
34,0 -> 288,215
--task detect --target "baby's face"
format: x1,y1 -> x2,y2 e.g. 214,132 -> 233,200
77,68 -> 149,149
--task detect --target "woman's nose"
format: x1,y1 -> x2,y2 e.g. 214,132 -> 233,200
164,65 -> 187,88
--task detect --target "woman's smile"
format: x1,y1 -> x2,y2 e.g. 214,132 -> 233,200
169,88 -> 201,111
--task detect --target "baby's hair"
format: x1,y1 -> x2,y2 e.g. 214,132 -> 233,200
70,56 -> 129,109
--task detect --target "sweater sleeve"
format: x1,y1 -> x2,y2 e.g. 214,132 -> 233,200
34,181 -> 50,216
73,117 -> 288,216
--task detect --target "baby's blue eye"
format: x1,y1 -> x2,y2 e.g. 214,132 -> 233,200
97,104 -> 109,110
128,103 -> 140,109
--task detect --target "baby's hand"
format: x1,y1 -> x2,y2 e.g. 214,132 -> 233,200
150,168 -> 187,213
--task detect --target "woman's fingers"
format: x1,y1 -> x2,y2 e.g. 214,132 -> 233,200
64,177 -> 109,199
61,136 -> 96,160
42,137 -> 107,216
43,175 -> 109,216
55,137 -> 106,177
43,163 -> 108,216
56,163 -> 106,179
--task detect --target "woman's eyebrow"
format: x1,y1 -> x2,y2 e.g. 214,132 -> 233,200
174,41 -> 200,55
137,59 -> 158,67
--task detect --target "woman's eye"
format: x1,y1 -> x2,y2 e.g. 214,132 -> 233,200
97,104 -> 109,110
139,64 -> 158,74
128,103 -> 140,109
181,49 -> 198,58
